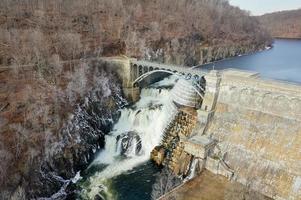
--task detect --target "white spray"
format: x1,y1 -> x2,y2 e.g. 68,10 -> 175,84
81,76 -> 178,199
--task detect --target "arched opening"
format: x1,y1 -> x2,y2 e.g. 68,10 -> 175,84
133,82 -> 139,87
193,74 -> 200,82
138,65 -> 143,76
133,69 -> 178,87
133,64 -> 138,80
185,73 -> 192,80
143,66 -> 149,73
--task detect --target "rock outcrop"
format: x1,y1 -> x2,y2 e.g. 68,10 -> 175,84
116,131 -> 142,157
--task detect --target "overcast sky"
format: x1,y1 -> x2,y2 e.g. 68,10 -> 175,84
229,0 -> 301,15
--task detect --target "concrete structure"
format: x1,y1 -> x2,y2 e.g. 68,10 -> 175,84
197,69 -> 301,200
129,59 -> 208,102
130,59 -> 208,86
183,135 -> 215,159
100,57 -> 208,102
162,67 -> 301,200
105,57 -> 301,200
170,79 -> 204,108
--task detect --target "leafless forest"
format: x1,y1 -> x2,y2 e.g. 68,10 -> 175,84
0,0 -> 271,66
258,9 -> 301,39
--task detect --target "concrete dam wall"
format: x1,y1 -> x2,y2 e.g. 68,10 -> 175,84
202,70 -> 301,200
103,57 -> 301,199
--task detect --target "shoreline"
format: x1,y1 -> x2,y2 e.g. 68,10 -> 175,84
274,37 -> 301,40
192,45 -> 272,69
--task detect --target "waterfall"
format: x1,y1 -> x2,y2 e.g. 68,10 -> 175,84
80,76 -> 178,199
184,158 -> 199,182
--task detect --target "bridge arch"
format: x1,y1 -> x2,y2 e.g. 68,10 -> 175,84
193,74 -> 200,81
143,66 -> 149,73
138,65 -> 143,76
129,60 -> 209,105
132,69 -> 180,86
132,64 -> 138,79
132,69 -> 206,97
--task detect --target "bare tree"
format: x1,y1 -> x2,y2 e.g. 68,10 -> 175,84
151,168 -> 182,200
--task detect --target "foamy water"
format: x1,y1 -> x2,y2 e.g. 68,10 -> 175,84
80,76 -> 178,199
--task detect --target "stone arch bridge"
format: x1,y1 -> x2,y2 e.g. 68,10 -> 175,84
113,58 -> 215,103
130,60 -> 208,86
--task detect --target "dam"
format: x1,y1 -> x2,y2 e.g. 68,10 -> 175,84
100,56 -> 301,200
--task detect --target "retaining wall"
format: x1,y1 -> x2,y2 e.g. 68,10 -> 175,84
203,71 -> 301,199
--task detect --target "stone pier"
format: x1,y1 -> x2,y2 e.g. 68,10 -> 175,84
101,57 -> 141,102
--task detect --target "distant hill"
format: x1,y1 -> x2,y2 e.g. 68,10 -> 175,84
258,9 -> 301,39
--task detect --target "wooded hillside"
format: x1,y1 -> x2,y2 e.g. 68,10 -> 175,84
0,0 -> 271,66
258,9 -> 301,39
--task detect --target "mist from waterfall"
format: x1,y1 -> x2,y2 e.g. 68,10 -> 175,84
79,76 -> 178,199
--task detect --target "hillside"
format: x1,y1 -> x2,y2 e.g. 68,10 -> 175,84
258,9 -> 301,39
0,0 -> 271,67
0,0 -> 272,199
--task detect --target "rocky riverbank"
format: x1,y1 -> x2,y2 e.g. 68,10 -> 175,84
147,39 -> 270,66
0,60 -> 126,199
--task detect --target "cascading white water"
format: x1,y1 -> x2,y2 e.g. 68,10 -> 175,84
184,158 -> 199,182
81,76 -> 178,199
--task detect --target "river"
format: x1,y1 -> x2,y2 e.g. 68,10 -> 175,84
75,39 -> 301,200
200,39 -> 301,84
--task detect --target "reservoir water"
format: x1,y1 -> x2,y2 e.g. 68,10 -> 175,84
200,39 -> 301,84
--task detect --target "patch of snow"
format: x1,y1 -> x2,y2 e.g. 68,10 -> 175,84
71,171 -> 82,183
292,176 -> 301,193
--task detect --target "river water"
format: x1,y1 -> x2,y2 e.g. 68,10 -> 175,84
200,39 -> 301,84
75,39 -> 301,200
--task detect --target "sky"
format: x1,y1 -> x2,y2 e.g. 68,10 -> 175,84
229,0 -> 301,16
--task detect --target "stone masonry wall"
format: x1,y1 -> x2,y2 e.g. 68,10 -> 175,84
203,72 -> 301,200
